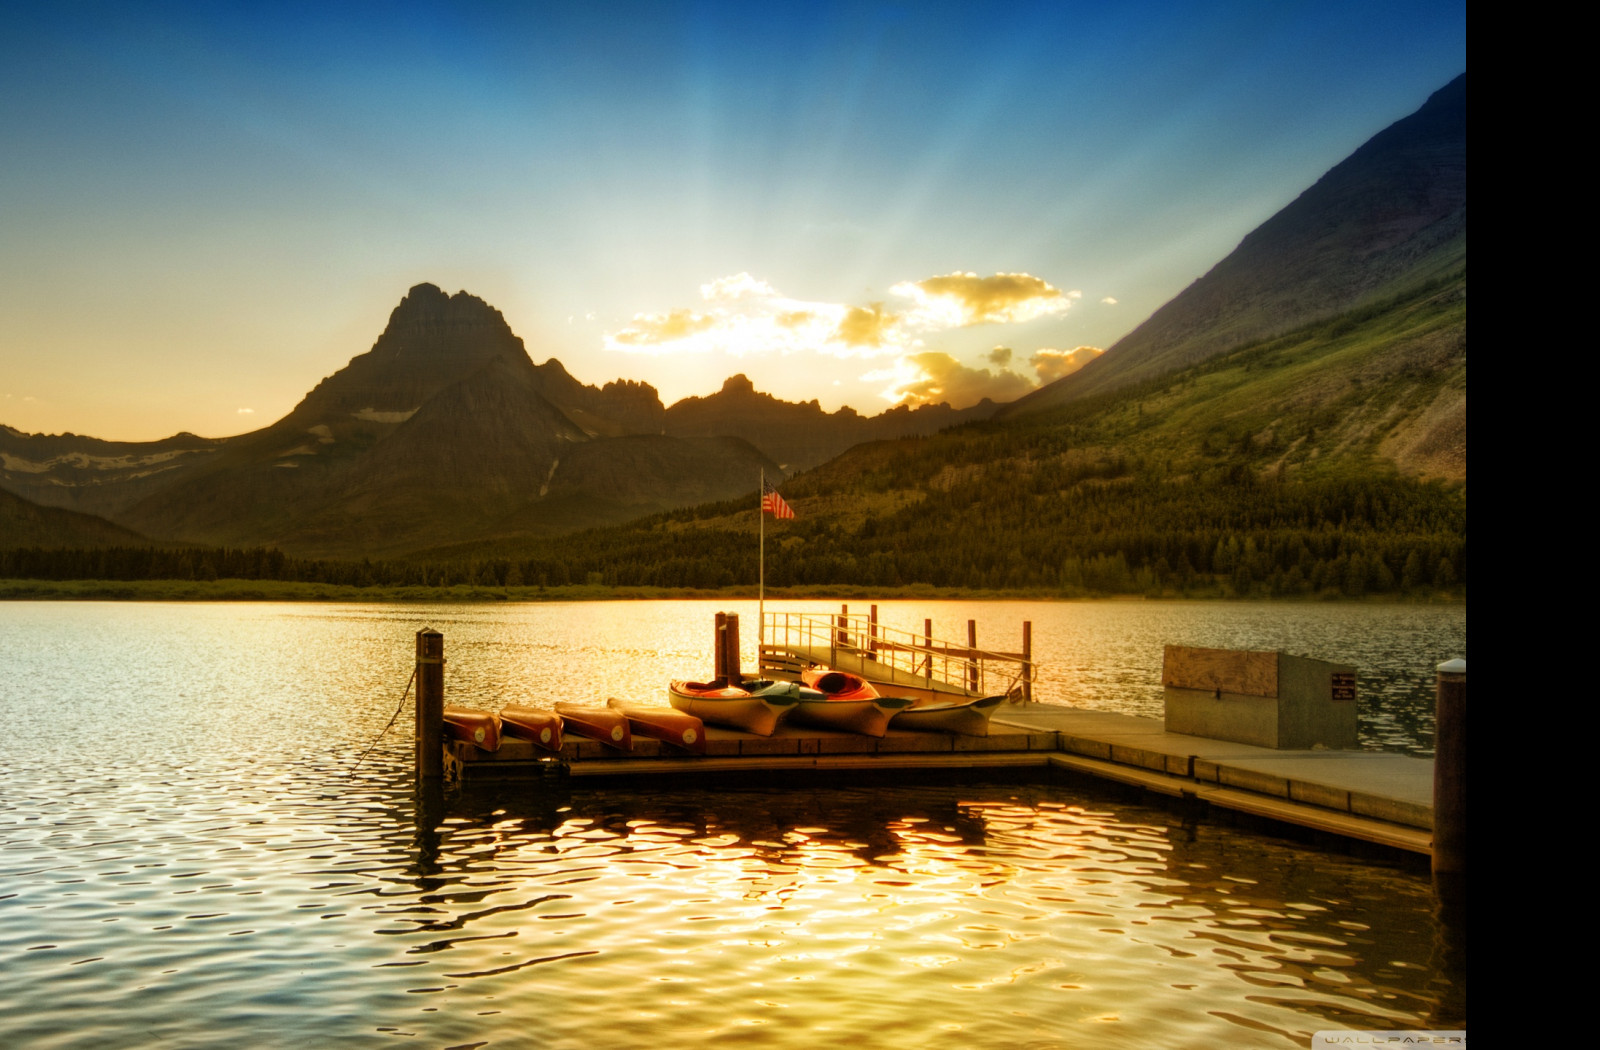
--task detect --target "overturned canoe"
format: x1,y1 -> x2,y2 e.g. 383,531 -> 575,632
666,678 -> 803,736
892,694 -> 1005,737
554,703 -> 633,751
607,698 -> 705,753
499,704 -> 564,752
442,706 -> 502,751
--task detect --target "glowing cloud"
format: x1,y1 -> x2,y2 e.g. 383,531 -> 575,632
611,308 -> 718,347
1030,346 -> 1104,384
603,270 -> 1079,361
872,351 -> 1037,409
833,303 -> 899,347
890,272 -> 1072,327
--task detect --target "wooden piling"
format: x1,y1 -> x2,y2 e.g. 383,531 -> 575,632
967,620 -> 978,692
1432,658 -> 1466,883
714,611 -> 728,679
924,618 -> 934,684
869,604 -> 879,660
723,613 -> 743,685
1022,621 -> 1033,702
415,629 -> 444,780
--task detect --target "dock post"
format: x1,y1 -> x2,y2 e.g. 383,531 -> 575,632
1022,621 -> 1033,702
967,620 -> 978,692
1433,659 -> 1466,891
714,611 -> 728,680
415,629 -> 444,780
724,613 -> 743,685
869,604 -> 879,661
924,618 -> 933,684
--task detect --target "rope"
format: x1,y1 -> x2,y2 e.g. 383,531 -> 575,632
349,666 -> 417,777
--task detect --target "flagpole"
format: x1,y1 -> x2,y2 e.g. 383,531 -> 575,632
758,468 -> 765,646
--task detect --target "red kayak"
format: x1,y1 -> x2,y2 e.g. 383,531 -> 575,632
499,705 -> 564,752
607,699 -> 705,753
554,703 -> 633,751
442,706 -> 502,751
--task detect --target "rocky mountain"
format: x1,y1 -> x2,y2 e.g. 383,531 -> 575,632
663,375 -> 998,472
87,284 -> 771,556
1006,73 -> 1466,416
0,426 -> 225,518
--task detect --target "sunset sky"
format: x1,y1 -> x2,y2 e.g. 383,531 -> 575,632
1,2 -> 1465,441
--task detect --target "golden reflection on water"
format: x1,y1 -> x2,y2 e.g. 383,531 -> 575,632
0,601 -> 1463,1048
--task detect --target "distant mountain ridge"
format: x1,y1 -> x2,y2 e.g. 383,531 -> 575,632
663,374 -> 997,471
1006,73 -> 1466,415
1,283 -> 996,557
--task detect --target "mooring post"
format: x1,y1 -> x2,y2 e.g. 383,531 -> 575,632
415,629 -> 444,780
714,611 -> 728,681
869,604 -> 879,660
724,612 -> 743,685
924,618 -> 933,683
967,620 -> 979,692
1433,658 -> 1466,888
1022,621 -> 1033,702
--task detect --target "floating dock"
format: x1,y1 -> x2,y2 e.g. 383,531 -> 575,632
418,618 -> 1456,865
443,703 -> 1433,857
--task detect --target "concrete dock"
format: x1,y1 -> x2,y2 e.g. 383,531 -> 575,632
443,700 -> 1433,857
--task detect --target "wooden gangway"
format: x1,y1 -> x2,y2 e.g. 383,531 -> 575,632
758,606 -> 1034,702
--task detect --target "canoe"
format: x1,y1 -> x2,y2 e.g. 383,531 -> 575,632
892,694 -> 1005,737
442,706 -> 502,751
607,698 -> 705,753
553,703 -> 633,751
499,704 -> 564,752
788,693 -> 914,737
666,678 -> 804,736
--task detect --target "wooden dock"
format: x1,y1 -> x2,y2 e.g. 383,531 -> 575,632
442,701 -> 1433,857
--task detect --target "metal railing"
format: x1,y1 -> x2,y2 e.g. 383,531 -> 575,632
760,610 -> 1035,699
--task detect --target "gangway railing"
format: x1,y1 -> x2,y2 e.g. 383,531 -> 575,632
760,606 -> 1035,701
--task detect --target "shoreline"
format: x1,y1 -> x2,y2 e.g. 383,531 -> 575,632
0,578 -> 1468,604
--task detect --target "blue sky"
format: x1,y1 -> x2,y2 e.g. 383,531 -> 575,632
0,1 -> 1465,440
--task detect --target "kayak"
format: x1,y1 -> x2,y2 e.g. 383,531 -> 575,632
666,677 -> 805,736
499,704 -> 564,752
892,694 -> 1006,736
800,667 -> 879,700
442,706 -> 502,751
554,703 -> 633,751
607,698 -> 706,753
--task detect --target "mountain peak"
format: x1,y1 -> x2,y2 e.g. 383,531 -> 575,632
721,374 -> 756,396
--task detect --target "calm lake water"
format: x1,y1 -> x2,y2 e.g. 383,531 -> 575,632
0,600 -> 1465,1048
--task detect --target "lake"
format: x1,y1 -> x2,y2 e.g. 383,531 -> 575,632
0,599 -> 1465,1047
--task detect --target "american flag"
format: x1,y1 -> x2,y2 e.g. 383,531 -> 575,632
762,479 -> 795,519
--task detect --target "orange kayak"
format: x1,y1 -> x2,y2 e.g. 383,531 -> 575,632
554,703 -> 633,751
607,699 -> 705,753
499,705 -> 564,752
442,706 -> 502,751
801,667 -> 880,700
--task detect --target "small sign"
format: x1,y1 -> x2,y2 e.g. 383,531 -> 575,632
1331,673 -> 1356,702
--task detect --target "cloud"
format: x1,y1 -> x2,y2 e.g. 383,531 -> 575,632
237,407 -> 255,415
701,273 -> 777,301
832,303 -> 899,347
874,351 -> 1038,409
611,308 -> 719,346
1101,297 -> 1117,305
986,346 -> 1013,368
1029,346 -> 1104,384
890,271 -> 1072,326
603,270 -> 1078,361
